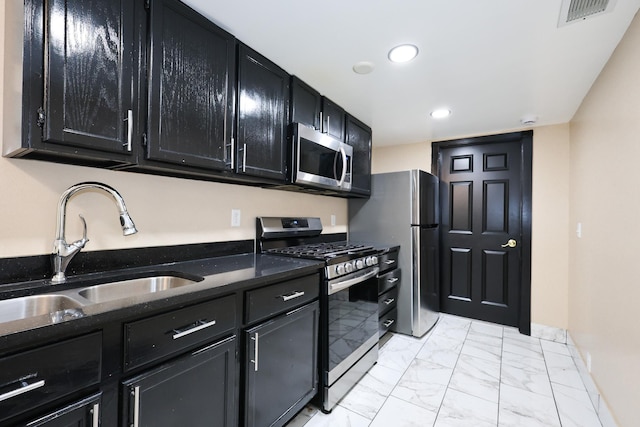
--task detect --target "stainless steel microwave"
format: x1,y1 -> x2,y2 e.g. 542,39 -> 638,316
290,123 -> 353,191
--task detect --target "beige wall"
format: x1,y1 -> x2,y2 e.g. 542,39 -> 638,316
531,124 -> 571,329
569,10 -> 640,427
371,125 -> 572,330
0,2 -> 347,259
371,141 -> 432,174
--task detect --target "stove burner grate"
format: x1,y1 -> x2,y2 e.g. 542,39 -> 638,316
266,242 -> 374,259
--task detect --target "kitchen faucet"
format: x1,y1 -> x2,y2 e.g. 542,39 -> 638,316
51,182 -> 138,284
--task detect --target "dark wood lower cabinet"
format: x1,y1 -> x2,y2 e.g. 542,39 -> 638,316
122,336 -> 237,427
23,393 -> 101,427
244,301 -> 319,427
0,273 -> 323,426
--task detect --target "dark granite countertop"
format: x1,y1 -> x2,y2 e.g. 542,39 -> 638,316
0,252 -> 324,345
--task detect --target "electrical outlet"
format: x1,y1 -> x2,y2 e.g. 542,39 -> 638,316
586,351 -> 592,373
330,214 -> 336,226
576,222 -> 582,238
231,209 -> 241,227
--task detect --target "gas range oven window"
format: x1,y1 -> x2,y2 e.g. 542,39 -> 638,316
327,278 -> 378,373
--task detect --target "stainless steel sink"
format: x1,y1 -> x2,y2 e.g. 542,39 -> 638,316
77,275 -> 200,303
0,294 -> 84,323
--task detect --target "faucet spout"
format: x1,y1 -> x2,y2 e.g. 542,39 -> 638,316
51,182 -> 138,284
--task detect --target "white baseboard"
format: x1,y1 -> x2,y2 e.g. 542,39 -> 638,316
531,322 -> 567,343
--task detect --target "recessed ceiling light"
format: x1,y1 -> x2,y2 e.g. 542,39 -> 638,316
388,44 -> 419,63
353,61 -> 375,74
430,108 -> 451,119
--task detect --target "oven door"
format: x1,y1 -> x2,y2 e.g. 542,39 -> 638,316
292,123 -> 352,191
326,272 -> 379,385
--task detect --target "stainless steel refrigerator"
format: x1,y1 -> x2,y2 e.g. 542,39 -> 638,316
349,169 -> 440,337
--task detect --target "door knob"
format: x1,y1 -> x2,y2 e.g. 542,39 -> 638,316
501,239 -> 517,248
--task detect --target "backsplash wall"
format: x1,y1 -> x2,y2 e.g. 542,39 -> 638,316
0,157 -> 348,259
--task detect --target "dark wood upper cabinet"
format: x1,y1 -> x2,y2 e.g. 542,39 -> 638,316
290,76 -> 321,131
345,114 -> 372,196
321,97 -> 345,142
236,44 -> 290,182
13,0 -> 370,197
145,0 -> 235,172
15,0 -> 137,165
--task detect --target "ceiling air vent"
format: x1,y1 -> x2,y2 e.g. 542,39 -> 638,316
558,0 -> 616,27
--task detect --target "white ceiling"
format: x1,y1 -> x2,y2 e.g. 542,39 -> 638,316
183,0 -> 640,147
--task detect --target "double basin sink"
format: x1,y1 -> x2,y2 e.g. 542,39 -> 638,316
0,275 -> 203,325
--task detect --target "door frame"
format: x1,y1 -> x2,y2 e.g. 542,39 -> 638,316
431,131 -> 532,335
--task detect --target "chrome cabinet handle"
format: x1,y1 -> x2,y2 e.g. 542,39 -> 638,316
327,115 -> 330,135
384,260 -> 396,265
319,111 -> 323,131
91,402 -> 100,427
228,137 -> 235,170
383,298 -> 395,305
132,386 -> 140,427
501,239 -> 517,248
387,277 -> 399,283
281,291 -> 305,301
172,319 -> 217,340
0,379 -> 45,402
251,333 -> 259,372
383,319 -> 395,328
126,110 -> 133,152
242,143 -> 247,172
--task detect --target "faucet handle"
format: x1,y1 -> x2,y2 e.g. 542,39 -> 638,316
73,214 -> 89,248
79,214 -> 87,240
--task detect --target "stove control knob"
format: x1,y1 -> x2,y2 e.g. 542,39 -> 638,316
372,256 -> 379,265
335,264 -> 345,275
356,259 -> 364,269
365,256 -> 374,266
345,262 -> 354,273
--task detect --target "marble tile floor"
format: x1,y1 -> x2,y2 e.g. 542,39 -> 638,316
285,314 -> 602,427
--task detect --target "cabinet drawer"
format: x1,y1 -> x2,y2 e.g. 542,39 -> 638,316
378,287 -> 398,316
378,268 -> 401,294
125,295 -> 236,371
379,308 -> 397,337
378,249 -> 399,274
245,274 -> 319,324
0,332 -> 102,424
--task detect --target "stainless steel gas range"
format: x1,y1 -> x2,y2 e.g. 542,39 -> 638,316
256,217 -> 379,412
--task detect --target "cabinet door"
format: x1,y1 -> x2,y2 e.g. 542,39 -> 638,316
146,0 -> 235,171
24,394 -> 101,427
244,301 -> 319,427
123,336 -> 237,427
290,76 -> 321,130
236,44 -> 289,181
345,114 -> 372,196
321,97 -> 345,142
43,0 -> 135,158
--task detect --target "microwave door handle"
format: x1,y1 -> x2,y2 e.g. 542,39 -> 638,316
337,146 -> 347,187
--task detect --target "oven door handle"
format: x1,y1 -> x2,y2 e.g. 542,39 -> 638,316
329,268 -> 378,295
